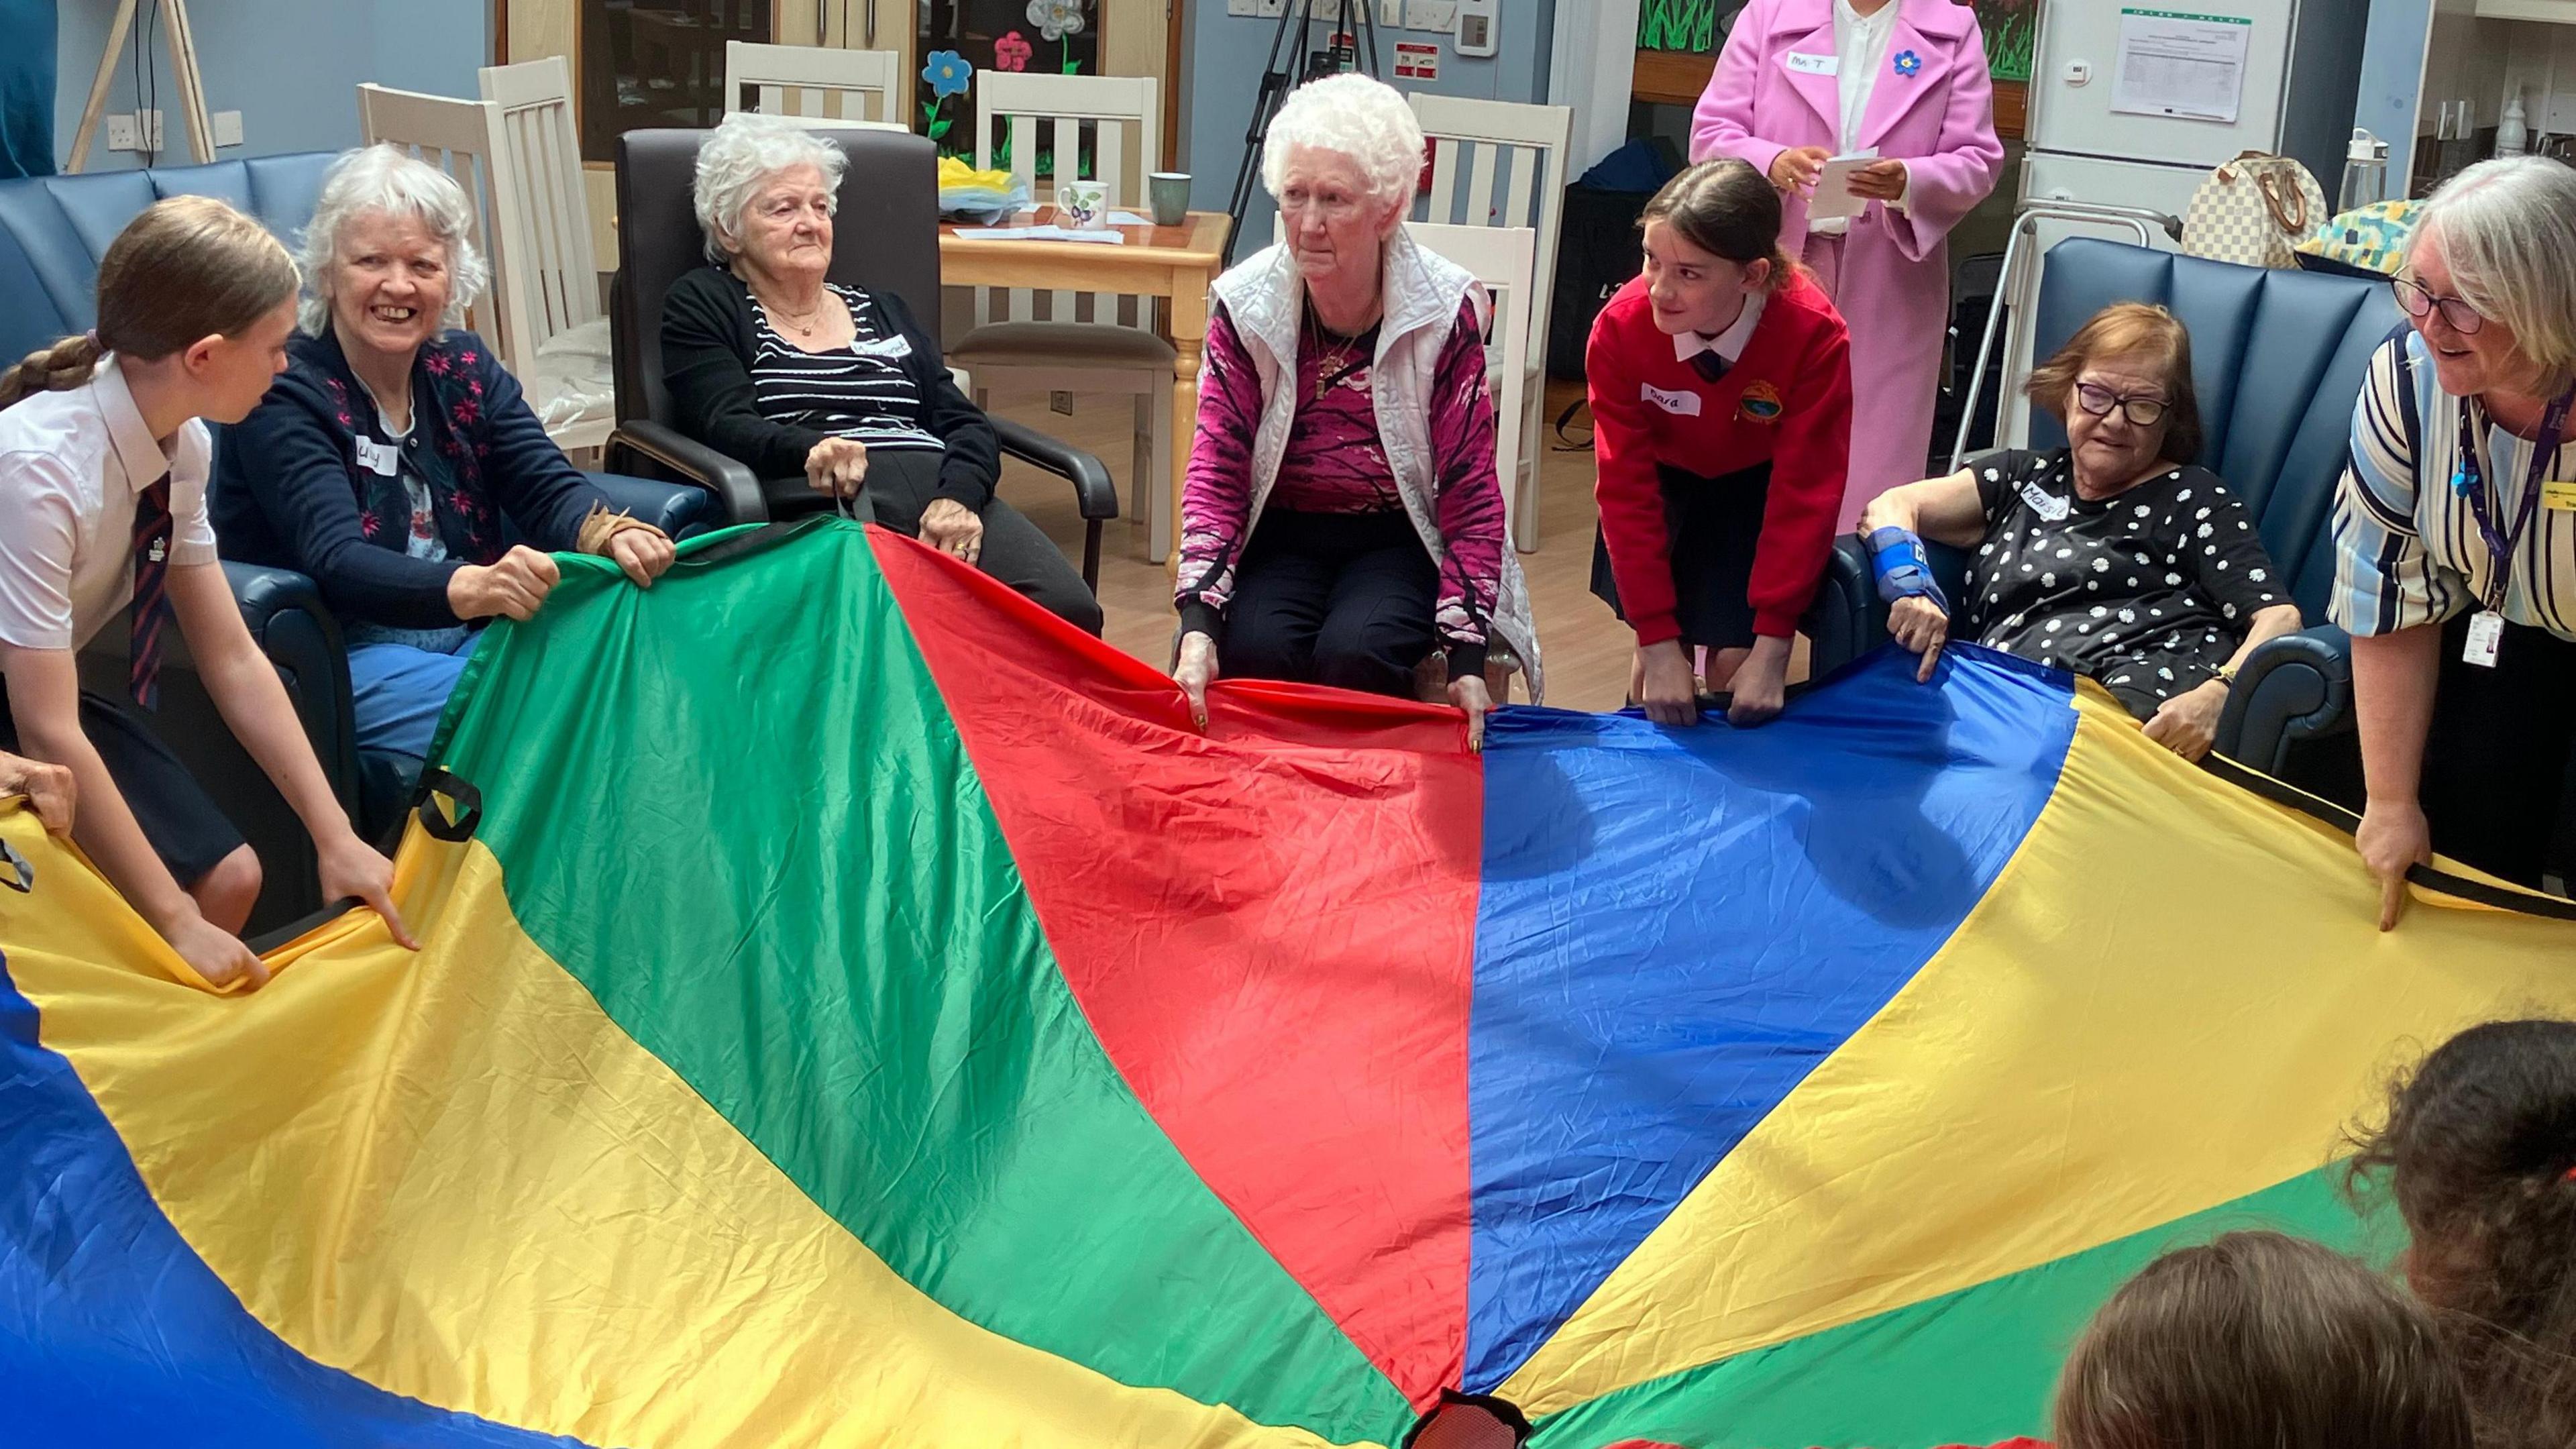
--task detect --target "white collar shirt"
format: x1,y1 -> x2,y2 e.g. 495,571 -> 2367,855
1813,0 -> 1901,237
1673,290 -> 1769,368
0,357 -> 215,653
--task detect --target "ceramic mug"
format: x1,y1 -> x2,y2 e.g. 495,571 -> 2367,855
1148,172 -> 1191,227
1057,178 -> 1111,230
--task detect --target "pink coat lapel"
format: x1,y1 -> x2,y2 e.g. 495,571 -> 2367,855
1773,0 -> 1842,140
1857,0 -> 1975,154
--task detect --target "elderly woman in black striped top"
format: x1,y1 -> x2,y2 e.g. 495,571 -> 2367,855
659,113 -> 1101,631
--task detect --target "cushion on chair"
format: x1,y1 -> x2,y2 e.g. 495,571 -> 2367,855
527,316 -> 616,435
949,319 -> 1178,372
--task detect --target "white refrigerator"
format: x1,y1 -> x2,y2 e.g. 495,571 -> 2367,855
2021,0 -> 2371,237
1990,0 -> 2369,441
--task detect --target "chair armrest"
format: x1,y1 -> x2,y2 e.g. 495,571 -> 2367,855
582,470 -> 719,539
2216,623 -> 2353,775
993,416 -> 1119,523
221,559 -> 357,813
604,419 -> 767,525
1800,534 -> 1878,680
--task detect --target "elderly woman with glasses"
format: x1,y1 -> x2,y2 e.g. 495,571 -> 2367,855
658,112 -> 1100,632
1171,73 -> 1540,746
1861,302 -> 2300,757
219,144 -> 675,763
2333,157 -> 2576,924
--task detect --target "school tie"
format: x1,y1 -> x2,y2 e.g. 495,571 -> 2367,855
1687,347 -> 1731,384
127,476 -> 174,711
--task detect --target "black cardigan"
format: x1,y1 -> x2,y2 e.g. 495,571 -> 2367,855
659,265 -> 1002,511
215,327 -> 609,630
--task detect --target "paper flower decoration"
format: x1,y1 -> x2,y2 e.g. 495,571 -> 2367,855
994,30 -> 1034,72
1028,0 -> 1086,43
1893,49 -> 1923,77
923,50 -> 974,100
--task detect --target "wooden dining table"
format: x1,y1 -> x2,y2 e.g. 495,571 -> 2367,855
938,209 -> 1234,569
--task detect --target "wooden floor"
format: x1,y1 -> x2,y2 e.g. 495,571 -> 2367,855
988,379 -> 1648,712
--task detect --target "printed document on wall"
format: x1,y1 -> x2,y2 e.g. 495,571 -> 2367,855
2110,9 -> 2253,125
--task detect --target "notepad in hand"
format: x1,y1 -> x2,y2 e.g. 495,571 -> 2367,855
1807,150 -> 1882,223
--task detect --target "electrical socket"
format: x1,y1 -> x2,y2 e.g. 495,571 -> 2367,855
1256,0 -> 1287,15
213,110 -> 243,148
1381,0 -> 1405,21
105,110 -> 166,152
1226,0 -> 1257,13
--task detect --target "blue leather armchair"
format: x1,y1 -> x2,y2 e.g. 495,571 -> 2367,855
0,155 -> 708,924
1808,238 -> 2398,789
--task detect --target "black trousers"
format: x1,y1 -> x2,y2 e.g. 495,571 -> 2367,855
2420,611 -> 2576,889
1222,510 -> 1436,699
857,449 -> 1104,635
0,682 -> 244,888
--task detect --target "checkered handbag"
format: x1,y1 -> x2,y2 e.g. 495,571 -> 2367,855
2182,152 -> 2329,270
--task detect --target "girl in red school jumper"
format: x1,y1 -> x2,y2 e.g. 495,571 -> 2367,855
1588,157 -> 1853,726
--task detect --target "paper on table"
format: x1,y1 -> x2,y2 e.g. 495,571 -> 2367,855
959,225 -> 1126,244
1807,149 -> 1880,223
1107,210 -> 1155,227
2110,7 -> 2252,125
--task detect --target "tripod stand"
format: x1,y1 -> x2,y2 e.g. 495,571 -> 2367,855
1222,0 -> 1382,265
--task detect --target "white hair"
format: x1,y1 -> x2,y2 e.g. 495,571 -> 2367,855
693,113 -> 848,265
299,143 -> 489,335
1260,73 -> 1424,210
2414,156 -> 2576,383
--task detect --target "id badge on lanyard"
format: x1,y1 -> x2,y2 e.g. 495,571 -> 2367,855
2453,384 -> 2575,667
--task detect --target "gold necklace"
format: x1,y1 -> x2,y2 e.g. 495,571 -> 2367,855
1305,305 -> 1367,402
762,289 -> 829,339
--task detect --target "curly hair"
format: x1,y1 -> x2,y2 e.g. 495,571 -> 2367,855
692,112 -> 847,265
2347,1020 -> 2576,1449
299,144 -> 490,335
1260,72 -> 1424,211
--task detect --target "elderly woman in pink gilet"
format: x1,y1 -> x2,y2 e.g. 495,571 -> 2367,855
1693,0 -> 2002,527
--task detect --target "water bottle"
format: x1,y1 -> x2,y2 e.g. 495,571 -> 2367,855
2499,89 -> 2530,158
2339,127 -> 2389,213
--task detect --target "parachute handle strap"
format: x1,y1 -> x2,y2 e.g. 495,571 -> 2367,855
413,767 -> 484,843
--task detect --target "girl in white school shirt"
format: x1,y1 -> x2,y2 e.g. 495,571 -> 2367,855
0,197 -> 411,989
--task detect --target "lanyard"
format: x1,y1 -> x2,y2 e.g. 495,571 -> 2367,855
2453,383 -> 2576,610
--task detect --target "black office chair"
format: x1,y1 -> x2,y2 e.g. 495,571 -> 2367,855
604,126 -> 1118,589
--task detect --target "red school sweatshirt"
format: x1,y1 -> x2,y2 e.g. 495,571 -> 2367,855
1587,269 -> 1854,646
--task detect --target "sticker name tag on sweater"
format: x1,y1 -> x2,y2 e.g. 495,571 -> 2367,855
354,437 -> 400,477
849,333 -> 914,361
2020,480 -> 2070,522
2543,480 -> 2576,510
1642,382 -> 1703,417
1785,52 -> 1839,76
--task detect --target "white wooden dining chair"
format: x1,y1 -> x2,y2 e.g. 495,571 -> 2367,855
1409,93 -> 1572,551
724,42 -> 904,127
1406,222 -> 1534,556
354,84 -> 521,357
477,56 -> 614,451
951,72 -> 1177,560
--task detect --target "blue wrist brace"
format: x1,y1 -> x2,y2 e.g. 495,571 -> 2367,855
1868,526 -> 1949,612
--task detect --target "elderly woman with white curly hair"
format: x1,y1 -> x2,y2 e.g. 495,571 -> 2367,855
1172,73 -> 1540,745
2332,156 -> 2576,924
659,112 -> 1099,631
218,143 -> 674,761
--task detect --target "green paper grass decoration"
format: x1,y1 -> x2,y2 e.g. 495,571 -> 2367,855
1633,0 -> 2035,83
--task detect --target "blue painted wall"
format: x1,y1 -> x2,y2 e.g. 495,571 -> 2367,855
1180,0 -> 1559,246
2354,0 -> 2434,192
54,0 -> 485,172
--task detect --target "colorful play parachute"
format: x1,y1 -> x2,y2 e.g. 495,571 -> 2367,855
5,519 -> 2575,1448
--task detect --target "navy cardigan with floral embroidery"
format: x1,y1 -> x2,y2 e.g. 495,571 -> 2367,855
215,327 -> 611,630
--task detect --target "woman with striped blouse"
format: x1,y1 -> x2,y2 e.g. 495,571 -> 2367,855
660,113 -> 1100,633
2334,157 -> 2576,922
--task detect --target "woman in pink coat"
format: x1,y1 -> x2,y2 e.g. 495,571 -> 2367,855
1693,0 -> 2003,527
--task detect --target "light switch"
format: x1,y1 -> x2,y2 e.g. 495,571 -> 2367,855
1228,0 -> 1256,13
213,110 -> 244,148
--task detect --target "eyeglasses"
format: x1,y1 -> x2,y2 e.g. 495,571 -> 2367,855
2391,276 -> 2485,335
2073,380 -> 2169,427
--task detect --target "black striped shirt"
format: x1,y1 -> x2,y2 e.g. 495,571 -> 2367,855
750,284 -> 946,457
